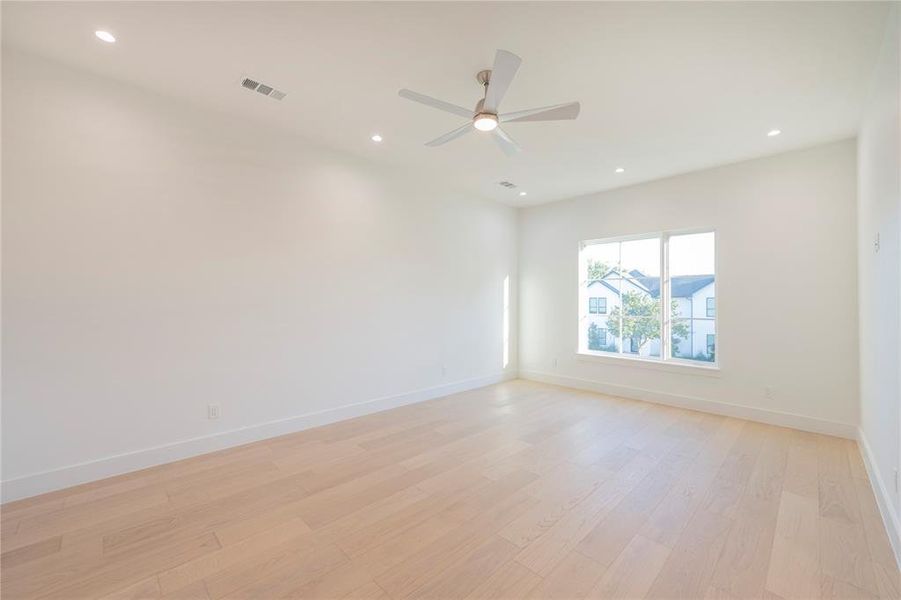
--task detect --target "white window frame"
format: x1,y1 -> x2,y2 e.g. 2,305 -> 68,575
577,228 -> 718,372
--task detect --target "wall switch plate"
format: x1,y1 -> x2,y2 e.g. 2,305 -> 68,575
208,404 -> 221,420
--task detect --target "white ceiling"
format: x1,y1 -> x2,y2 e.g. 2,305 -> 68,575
2,1 -> 889,206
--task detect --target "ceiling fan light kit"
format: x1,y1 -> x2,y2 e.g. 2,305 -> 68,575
399,49 -> 580,156
473,114 -> 498,131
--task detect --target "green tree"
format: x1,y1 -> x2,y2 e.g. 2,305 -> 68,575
670,301 -> 690,350
607,291 -> 689,352
586,259 -> 612,282
587,323 -> 604,350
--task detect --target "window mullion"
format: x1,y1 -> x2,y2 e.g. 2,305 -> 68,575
661,234 -> 669,361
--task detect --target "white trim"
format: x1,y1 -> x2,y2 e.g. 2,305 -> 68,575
857,427 -> 901,569
0,372 -> 515,503
575,351 -> 721,377
519,370 -> 857,439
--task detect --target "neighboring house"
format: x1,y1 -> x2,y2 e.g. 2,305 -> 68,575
584,269 -> 715,361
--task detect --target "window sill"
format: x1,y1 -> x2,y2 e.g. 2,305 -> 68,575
575,351 -> 721,377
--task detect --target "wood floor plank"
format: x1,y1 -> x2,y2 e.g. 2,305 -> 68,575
512,452 -> 661,576
157,518 -> 312,595
43,532 -> 220,600
498,462 -> 607,548
576,446 -> 697,568
98,576 -> 162,599
344,581 -> 391,599
765,491 -> 820,600
272,559 -> 377,599
0,534 -> 62,569
708,426 -> 790,598
463,559 -> 543,599
645,508 -> 734,599
372,482 -> 539,598
352,512 -> 459,578
212,542 -> 348,599
820,573 -> 879,599
585,534 -> 670,599
820,515 -> 879,595
783,430 -> 820,500
409,535 -> 521,599
525,549 -> 604,599
1,381 -> 898,600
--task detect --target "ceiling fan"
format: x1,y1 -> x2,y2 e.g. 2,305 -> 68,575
398,49 -> 580,156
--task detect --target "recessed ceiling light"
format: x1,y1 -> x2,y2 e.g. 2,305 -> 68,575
615,167 -> 625,173
95,31 -> 116,43
519,191 -> 527,196
370,134 -> 383,142
767,129 -> 781,137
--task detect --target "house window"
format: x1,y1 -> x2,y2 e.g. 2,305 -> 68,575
587,323 -> 608,350
579,231 -> 716,366
588,297 -> 607,314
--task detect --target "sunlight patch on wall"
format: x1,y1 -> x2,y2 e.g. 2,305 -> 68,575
503,275 -> 510,369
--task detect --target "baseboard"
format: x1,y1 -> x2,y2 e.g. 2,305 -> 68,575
1,371 -> 515,503
857,427 -> 901,569
519,370 -> 858,439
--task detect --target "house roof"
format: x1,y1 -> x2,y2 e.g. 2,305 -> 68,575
588,270 -> 714,299
669,275 -> 715,297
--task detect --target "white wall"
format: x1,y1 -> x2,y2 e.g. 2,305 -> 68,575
519,140 -> 859,435
1,50 -> 518,501
857,4 -> 901,560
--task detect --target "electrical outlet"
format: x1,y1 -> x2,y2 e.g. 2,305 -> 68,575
441,364 -> 447,377
764,386 -> 774,400
875,232 -> 881,253
553,357 -> 558,368
208,404 -> 221,420
894,468 -> 899,494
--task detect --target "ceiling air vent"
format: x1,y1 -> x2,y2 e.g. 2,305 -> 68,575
498,181 -> 517,189
240,77 -> 287,101
241,78 -> 260,91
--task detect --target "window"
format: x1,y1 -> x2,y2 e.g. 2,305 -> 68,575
579,231 -> 716,365
588,297 -> 607,314
587,323 -> 607,350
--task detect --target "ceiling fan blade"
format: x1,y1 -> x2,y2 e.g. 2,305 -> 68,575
483,50 -> 522,113
492,126 -> 521,156
425,122 -> 473,147
399,89 -> 473,118
500,101 -> 581,123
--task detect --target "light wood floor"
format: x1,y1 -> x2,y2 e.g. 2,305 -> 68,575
2,381 -> 898,599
